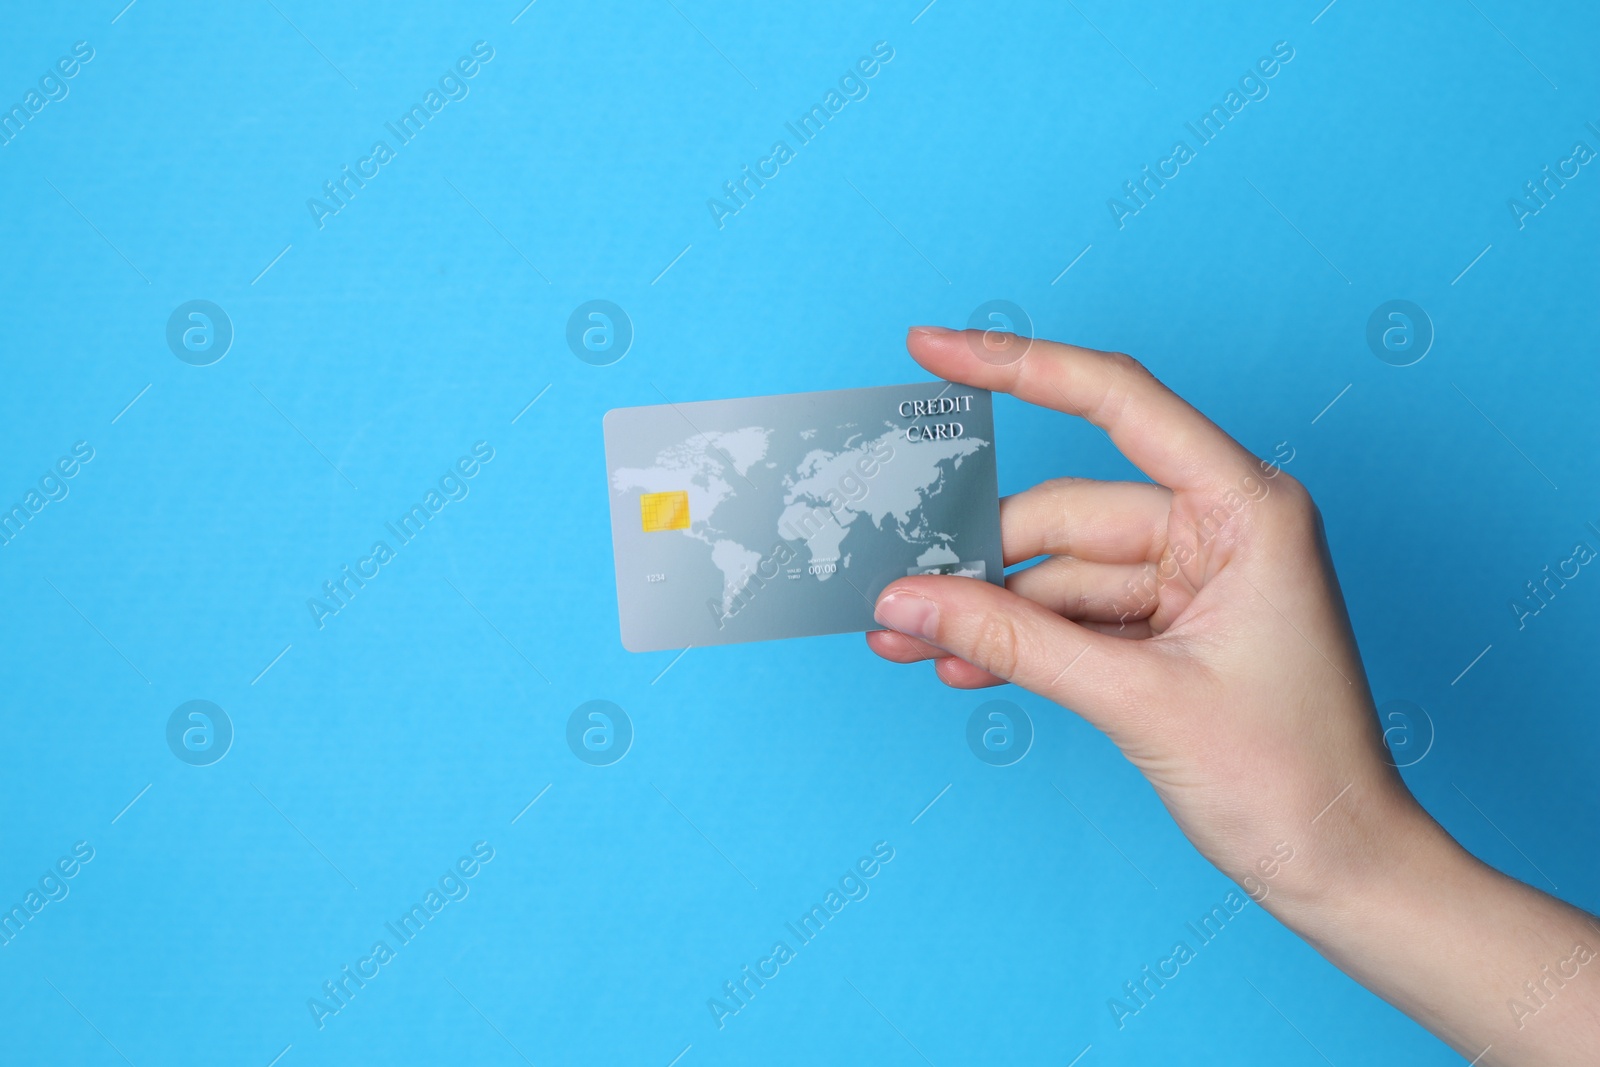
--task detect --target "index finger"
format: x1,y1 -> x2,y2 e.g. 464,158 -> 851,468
907,326 -> 1257,492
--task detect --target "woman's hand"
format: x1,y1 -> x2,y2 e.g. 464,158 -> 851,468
867,326 -> 1600,1065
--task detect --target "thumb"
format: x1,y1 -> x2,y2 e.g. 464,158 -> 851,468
874,575 -> 1159,729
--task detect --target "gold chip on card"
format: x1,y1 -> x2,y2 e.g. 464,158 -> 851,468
640,491 -> 690,532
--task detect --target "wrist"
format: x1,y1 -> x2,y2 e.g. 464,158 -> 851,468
1249,778 -> 1465,935
1241,781 -> 1600,1062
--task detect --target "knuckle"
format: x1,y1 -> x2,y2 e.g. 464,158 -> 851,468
970,611 -> 1021,679
1260,472 -> 1323,537
1107,351 -> 1148,379
1041,474 -> 1088,493
1270,471 -> 1312,511
1097,352 -> 1165,423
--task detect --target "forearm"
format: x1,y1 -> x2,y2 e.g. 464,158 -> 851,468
1264,800 -> 1600,1064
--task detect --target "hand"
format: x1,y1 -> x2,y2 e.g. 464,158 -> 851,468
868,326 -> 1600,1065
870,325 -> 1404,891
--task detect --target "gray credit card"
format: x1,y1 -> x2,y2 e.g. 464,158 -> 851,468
602,381 -> 1002,652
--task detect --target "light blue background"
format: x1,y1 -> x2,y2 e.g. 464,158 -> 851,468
1,2 -> 1596,1064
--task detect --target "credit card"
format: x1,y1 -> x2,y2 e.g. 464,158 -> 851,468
602,381 -> 1002,652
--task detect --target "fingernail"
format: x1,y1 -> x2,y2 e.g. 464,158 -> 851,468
908,325 -> 950,339
875,591 -> 939,640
